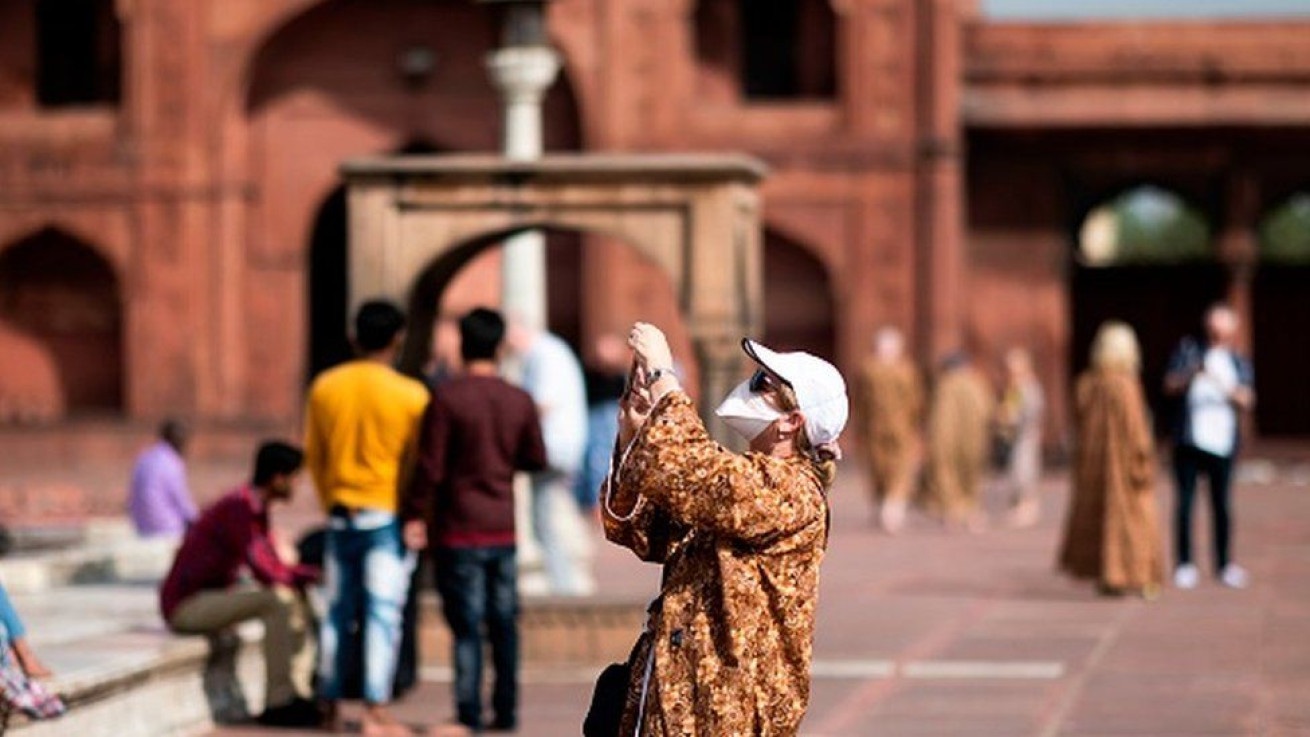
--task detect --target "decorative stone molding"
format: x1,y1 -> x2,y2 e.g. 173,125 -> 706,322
343,153 -> 767,442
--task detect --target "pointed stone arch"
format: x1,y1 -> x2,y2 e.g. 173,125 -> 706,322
0,226 -> 124,419
762,226 -> 837,360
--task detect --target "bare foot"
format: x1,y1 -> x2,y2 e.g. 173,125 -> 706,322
1005,499 -> 1040,529
879,499 -> 908,535
428,723 -> 473,737
362,705 -> 410,737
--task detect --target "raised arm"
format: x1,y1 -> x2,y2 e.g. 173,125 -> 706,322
617,392 -> 824,547
1163,339 -> 1200,397
601,476 -> 686,563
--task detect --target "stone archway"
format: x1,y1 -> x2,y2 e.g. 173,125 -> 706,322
762,227 -> 837,359
344,153 -> 766,441
1253,191 -> 1310,436
242,0 -> 586,391
0,227 -> 124,420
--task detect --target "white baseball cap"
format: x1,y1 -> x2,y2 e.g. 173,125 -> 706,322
741,339 -> 849,449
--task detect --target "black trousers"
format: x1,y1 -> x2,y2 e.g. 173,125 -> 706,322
1173,444 -> 1235,570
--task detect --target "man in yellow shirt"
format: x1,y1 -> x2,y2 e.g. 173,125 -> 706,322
304,300 -> 429,736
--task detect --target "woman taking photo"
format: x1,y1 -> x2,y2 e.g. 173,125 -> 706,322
598,322 -> 848,736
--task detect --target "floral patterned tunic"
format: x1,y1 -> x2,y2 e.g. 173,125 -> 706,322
603,392 -> 828,736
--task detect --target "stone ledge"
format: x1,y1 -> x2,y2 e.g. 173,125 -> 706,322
0,533 -> 176,595
11,627 -> 263,737
341,153 -> 769,183
419,593 -> 647,668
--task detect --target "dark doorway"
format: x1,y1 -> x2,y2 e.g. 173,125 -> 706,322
545,231 -> 585,351
307,186 -> 350,383
1252,192 -> 1310,436
763,229 -> 837,359
694,0 -> 836,100
1070,264 -> 1228,435
0,227 -> 123,413
1252,266 -> 1310,436
35,0 -> 120,107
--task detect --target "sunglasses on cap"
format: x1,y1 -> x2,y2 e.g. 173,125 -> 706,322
749,369 -> 783,394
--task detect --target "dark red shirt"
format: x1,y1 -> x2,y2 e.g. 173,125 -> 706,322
403,374 -> 547,547
159,486 -> 319,622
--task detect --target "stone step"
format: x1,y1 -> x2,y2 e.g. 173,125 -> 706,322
417,593 -> 646,668
10,624 -> 263,737
0,523 -> 176,595
5,583 -> 644,736
6,585 -> 259,735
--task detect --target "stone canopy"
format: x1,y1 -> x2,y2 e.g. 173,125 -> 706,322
342,152 -> 767,442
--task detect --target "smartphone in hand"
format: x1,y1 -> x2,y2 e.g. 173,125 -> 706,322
622,359 -> 643,401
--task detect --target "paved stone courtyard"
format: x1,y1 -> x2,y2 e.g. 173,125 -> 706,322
202,459 -> 1310,737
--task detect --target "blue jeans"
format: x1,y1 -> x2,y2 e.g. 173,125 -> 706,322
576,401 -> 619,511
318,515 -> 414,704
434,546 -> 518,730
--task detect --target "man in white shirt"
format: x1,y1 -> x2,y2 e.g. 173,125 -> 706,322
508,323 -> 593,595
1164,304 -> 1256,590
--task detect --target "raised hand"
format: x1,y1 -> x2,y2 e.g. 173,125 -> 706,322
627,322 -> 674,373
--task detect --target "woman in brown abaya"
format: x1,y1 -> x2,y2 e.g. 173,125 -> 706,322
920,353 -> 994,532
1058,322 -> 1164,597
856,327 -> 923,533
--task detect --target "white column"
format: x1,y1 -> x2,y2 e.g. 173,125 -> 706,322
488,45 -> 562,592
488,46 -> 560,332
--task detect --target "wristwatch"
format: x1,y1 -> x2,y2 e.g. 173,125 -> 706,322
646,367 -> 677,386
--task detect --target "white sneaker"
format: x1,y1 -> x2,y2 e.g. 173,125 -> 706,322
1173,563 -> 1200,589
1219,564 -> 1250,589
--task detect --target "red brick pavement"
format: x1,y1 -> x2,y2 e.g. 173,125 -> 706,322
213,464 -> 1310,736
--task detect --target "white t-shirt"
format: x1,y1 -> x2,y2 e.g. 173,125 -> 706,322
1186,347 -> 1239,457
520,332 -> 589,475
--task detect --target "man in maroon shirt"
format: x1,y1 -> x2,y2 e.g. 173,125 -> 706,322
160,441 -> 321,728
403,308 -> 547,733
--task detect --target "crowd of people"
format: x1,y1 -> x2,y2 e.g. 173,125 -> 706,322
117,302 -> 586,734
856,304 -> 1256,599
856,328 -> 1040,535
119,304 -> 853,735
17,297 -> 1241,735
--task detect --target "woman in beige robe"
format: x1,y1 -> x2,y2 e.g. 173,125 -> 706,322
1058,322 -> 1164,596
856,328 -> 923,533
601,323 -> 848,736
920,354 -> 994,530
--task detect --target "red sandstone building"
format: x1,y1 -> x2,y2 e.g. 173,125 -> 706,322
2,0 -> 1309,458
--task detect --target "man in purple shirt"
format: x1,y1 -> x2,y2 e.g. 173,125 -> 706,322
128,419 -> 197,537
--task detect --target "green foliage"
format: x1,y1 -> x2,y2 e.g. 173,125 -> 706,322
1079,185 -> 1212,267
1259,193 -> 1310,264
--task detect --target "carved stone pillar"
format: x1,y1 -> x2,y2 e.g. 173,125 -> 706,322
485,2 -> 561,331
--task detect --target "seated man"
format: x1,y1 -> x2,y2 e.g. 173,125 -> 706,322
128,419 -> 198,538
159,441 -> 321,728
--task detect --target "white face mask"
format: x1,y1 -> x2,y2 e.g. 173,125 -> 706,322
714,379 -> 783,442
